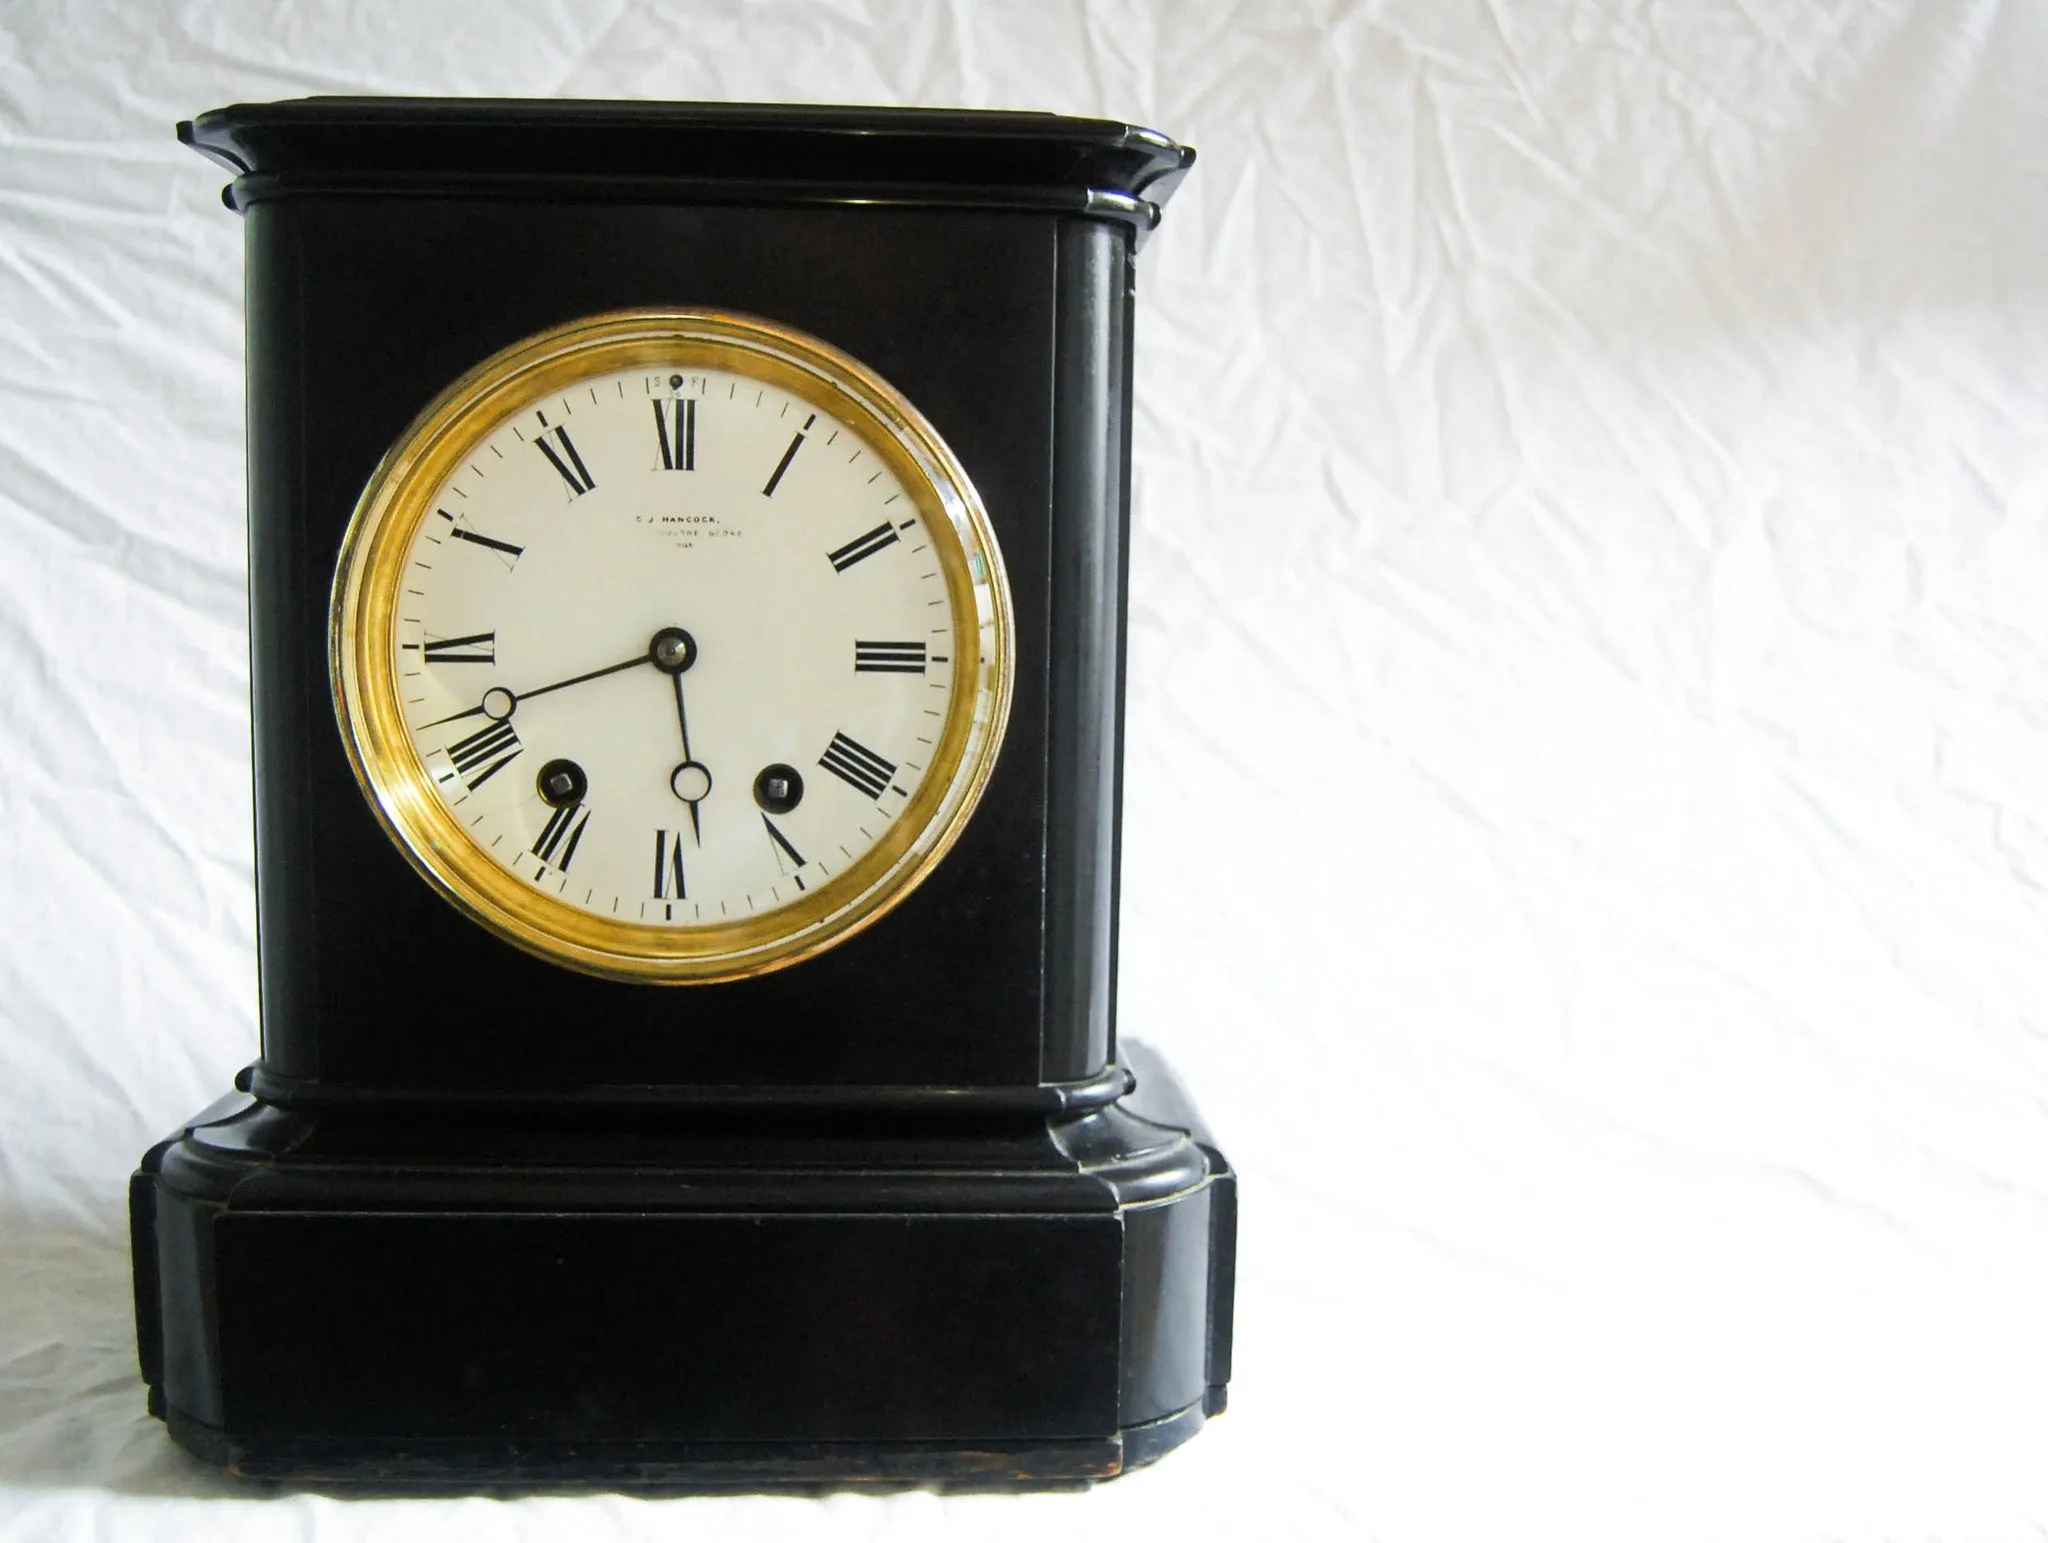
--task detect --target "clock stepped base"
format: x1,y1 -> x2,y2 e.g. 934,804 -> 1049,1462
129,1059 -> 1235,1489
154,1397 -> 1219,1489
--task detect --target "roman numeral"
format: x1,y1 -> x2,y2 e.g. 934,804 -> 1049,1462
652,828 -> 688,899
445,720 -> 521,789
762,815 -> 808,891
447,526 -> 524,560
532,802 -> 590,871
422,630 -> 496,664
762,413 -> 816,497
826,521 -> 900,572
763,815 -> 805,870
818,731 -> 896,800
654,398 -> 695,470
854,640 -> 927,674
536,424 -> 596,497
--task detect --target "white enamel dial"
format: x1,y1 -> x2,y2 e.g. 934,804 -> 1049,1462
332,312 -> 1013,983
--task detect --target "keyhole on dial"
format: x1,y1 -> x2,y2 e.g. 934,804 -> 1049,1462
537,758 -> 587,807
754,764 -> 804,814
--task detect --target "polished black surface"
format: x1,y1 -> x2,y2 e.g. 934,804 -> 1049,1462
1044,219 -> 1132,1082
179,98 -> 1193,244
247,197 -> 1076,1096
225,117 -> 1158,1100
132,1043 -> 1234,1485
135,98 -> 1232,1488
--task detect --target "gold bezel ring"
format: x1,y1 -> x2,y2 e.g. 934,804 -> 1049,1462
329,309 -> 1015,984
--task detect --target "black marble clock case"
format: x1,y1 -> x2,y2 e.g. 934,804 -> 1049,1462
130,101 -> 1234,1486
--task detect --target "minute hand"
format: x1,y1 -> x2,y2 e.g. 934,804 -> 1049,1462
415,651 -> 650,731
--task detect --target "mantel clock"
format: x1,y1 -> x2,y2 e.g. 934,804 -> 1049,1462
130,98 -> 1235,1487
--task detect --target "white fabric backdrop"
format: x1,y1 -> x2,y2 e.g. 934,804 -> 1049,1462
5,1 -> 2048,1538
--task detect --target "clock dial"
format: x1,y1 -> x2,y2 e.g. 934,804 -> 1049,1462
332,311 -> 1013,983
398,367 -> 956,923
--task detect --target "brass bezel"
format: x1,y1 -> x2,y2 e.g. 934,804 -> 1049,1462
330,309 -> 1015,984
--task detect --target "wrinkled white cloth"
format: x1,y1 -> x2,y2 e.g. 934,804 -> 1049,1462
4,1 -> 2048,1538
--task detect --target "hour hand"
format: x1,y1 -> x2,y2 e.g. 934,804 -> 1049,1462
670,754 -> 711,843
652,626 -> 710,843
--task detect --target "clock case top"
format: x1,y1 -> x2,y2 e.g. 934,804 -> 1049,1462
181,98 -> 1192,242
189,100 -> 1192,1110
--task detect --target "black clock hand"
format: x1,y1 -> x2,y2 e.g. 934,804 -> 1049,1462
522,652 -> 653,706
671,672 -> 702,844
670,670 -> 694,764
415,638 -> 670,731
650,626 -> 711,843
